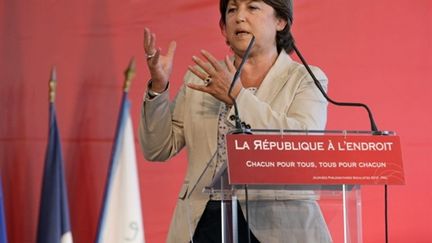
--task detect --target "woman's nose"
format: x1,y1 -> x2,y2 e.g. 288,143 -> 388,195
235,12 -> 246,23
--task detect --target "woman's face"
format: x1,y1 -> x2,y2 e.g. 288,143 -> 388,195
222,0 -> 287,55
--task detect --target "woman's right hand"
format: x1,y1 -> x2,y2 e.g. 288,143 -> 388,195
144,28 -> 176,92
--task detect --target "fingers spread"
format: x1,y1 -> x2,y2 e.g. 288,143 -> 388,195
200,50 -> 223,72
192,55 -> 214,76
149,33 -> 156,54
188,65 -> 208,80
144,28 -> 156,55
224,55 -> 236,73
167,41 -> 177,59
144,28 -> 150,48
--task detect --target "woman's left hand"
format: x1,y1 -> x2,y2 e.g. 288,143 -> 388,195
187,50 -> 242,105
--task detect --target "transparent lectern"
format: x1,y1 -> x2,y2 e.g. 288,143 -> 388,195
200,130 -> 404,243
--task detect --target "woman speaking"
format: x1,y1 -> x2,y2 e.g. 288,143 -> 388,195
139,0 -> 332,242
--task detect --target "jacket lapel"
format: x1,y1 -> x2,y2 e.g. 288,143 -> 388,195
255,50 -> 293,103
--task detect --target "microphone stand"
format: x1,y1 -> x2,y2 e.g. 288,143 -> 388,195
292,43 -> 389,243
292,44 -> 380,133
227,36 -> 255,243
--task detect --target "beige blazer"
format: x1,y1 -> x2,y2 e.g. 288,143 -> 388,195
139,51 -> 332,243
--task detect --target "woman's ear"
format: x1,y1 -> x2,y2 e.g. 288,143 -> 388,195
220,22 -> 227,38
276,18 -> 288,31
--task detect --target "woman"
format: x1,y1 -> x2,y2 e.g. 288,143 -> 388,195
139,0 -> 332,242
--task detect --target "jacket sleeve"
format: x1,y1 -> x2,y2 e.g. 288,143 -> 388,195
227,66 -> 328,130
138,82 -> 187,162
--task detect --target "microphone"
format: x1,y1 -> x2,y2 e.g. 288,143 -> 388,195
228,35 -> 256,134
226,36 -> 256,243
292,42 -> 390,243
291,43 -> 380,133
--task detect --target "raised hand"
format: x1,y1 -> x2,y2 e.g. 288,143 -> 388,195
144,27 -> 177,92
187,50 -> 242,105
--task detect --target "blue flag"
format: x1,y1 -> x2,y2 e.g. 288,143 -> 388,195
36,104 -> 73,243
95,93 -> 145,243
0,176 -> 7,243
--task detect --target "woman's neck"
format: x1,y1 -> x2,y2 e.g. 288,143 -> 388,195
234,48 -> 279,88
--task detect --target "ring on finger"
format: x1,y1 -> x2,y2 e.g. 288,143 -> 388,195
146,52 -> 156,60
203,75 -> 212,86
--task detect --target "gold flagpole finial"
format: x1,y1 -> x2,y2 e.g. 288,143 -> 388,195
123,57 -> 136,92
49,66 -> 57,103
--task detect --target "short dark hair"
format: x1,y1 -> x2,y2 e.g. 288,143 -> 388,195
219,0 -> 295,53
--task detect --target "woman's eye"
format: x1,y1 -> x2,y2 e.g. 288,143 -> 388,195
248,5 -> 259,10
227,7 -> 237,13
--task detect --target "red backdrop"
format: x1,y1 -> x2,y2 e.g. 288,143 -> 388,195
1,0 -> 431,242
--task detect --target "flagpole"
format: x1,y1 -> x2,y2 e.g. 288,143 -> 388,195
123,57 -> 136,93
49,66 -> 57,104
48,66 -> 57,122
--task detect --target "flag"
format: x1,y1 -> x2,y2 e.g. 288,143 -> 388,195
95,91 -> 145,243
0,176 -> 8,243
36,103 -> 73,243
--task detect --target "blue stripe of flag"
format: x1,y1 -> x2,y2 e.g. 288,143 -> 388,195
0,176 -> 7,243
37,104 -> 72,243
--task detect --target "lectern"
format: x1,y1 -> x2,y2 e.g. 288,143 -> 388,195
202,130 -> 404,243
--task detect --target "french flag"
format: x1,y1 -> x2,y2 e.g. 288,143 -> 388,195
95,59 -> 145,243
36,68 -> 73,243
37,67 -> 73,243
